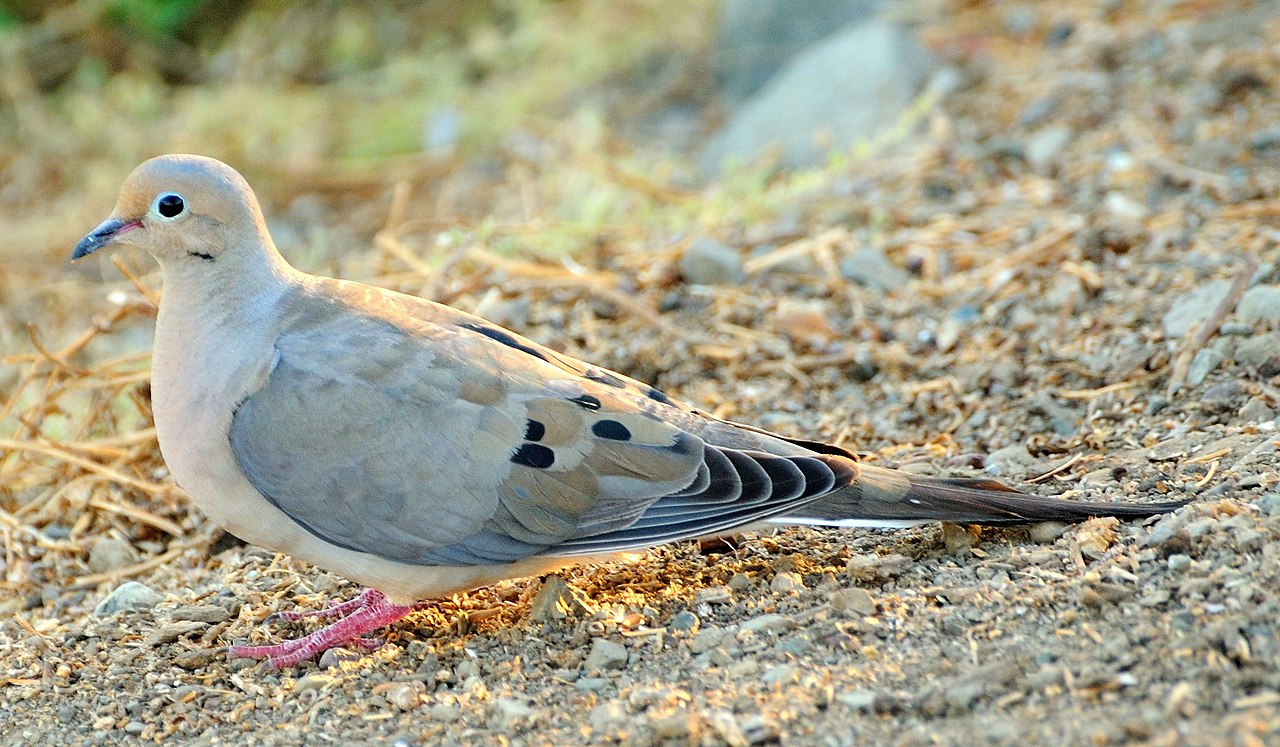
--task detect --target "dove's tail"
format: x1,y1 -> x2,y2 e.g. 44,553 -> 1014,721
774,463 -> 1187,528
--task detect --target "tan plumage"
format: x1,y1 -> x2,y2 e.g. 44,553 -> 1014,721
72,155 -> 1186,667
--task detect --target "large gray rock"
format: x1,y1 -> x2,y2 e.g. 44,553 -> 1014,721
713,0 -> 879,101
701,19 -> 937,173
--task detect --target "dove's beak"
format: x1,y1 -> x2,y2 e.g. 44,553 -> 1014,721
72,217 -> 142,260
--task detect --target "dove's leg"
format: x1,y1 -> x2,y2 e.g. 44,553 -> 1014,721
265,587 -> 384,624
228,589 -> 417,668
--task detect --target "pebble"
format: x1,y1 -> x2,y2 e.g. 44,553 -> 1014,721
1029,521 -> 1068,543
488,698 -> 534,731
983,443 -> 1038,477
1234,332 -> 1280,375
839,246 -> 909,291
945,680 -> 984,712
680,237 -> 746,285
942,522 -> 975,554
293,673 -> 337,694
1237,397 -> 1275,423
739,613 -> 792,634
168,604 -> 232,624
727,573 -> 753,591
845,553 -> 911,582
588,701 -> 628,734
837,689 -> 878,710
1026,124 -> 1073,173
529,574 -> 593,622
583,638 -> 629,671
1144,513 -> 1189,548
649,711 -> 696,740
1161,279 -> 1232,337
1256,493 -> 1280,517
1237,284 -> 1280,324
669,610 -> 700,633
386,681 -> 426,711
88,537 -> 139,574
829,587 -> 876,616
1185,348 -> 1225,386
761,664 -> 798,686
770,571 -> 804,594
690,627 -> 727,654
1166,553 -> 1192,572
124,721 -> 145,736
695,585 -> 734,605
94,581 -> 163,616
146,620 -> 207,645
575,677 -> 610,691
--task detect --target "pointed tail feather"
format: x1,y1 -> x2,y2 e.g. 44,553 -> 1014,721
778,463 -> 1188,526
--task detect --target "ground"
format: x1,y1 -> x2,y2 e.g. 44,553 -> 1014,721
1,2 -> 1279,745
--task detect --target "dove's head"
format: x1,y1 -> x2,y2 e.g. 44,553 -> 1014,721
73,154 -> 274,265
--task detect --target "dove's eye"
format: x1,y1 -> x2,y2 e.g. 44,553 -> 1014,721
153,192 -> 186,220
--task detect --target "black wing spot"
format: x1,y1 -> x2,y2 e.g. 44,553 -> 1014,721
569,394 -> 602,411
646,387 -> 674,405
525,419 -> 546,442
511,443 -> 555,469
592,419 -> 632,441
461,322 -> 549,363
586,369 -> 626,388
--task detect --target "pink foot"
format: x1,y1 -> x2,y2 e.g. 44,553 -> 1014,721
228,589 -> 416,668
265,588 -> 384,624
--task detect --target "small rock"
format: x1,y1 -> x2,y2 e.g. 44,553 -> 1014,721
695,585 -> 734,605
293,673 -> 338,694
1235,332 -> 1280,374
984,443 -> 1038,477
488,698 -> 534,731
588,701 -> 628,734
829,587 -> 876,616
669,610 -> 700,633
1185,348 -> 1225,387
1166,553 -> 1192,572
147,620 -> 207,645
739,613 -> 792,634
680,237 -> 746,285
942,522 -> 975,554
318,647 -> 364,669
1238,284 -> 1280,324
88,537 -> 139,574
1183,517 -> 1217,539
839,246 -> 909,291
770,571 -> 804,594
1073,517 -> 1119,557
845,553 -> 911,582
583,638 -> 629,672
649,710 -> 696,740
706,710 -> 750,747
1256,493 -> 1280,517
1201,381 -> 1245,410
168,604 -> 231,625
386,681 -> 426,711
945,680 -> 984,711
94,582 -> 163,616
1029,521 -> 1068,543
690,627 -> 727,654
124,721 -> 145,736
838,689 -> 878,710
727,573 -> 753,591
529,574 -> 594,622
1238,397 -> 1276,423
761,664 -> 798,686
1026,124 -> 1073,173
575,677 -> 610,691
1162,279 -> 1233,337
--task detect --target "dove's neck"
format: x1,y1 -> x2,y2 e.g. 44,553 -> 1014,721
152,240 -> 298,416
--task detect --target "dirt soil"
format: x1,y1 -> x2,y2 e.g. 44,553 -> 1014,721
2,2 -> 1280,746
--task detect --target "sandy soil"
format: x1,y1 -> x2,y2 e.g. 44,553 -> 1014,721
2,2 -> 1279,745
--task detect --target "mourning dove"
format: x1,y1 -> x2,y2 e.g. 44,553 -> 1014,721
73,155 -> 1185,667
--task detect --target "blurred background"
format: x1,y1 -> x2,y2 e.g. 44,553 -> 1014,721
2,4 -> 1279,743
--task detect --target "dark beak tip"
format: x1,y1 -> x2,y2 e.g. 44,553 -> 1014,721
71,218 -> 130,261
